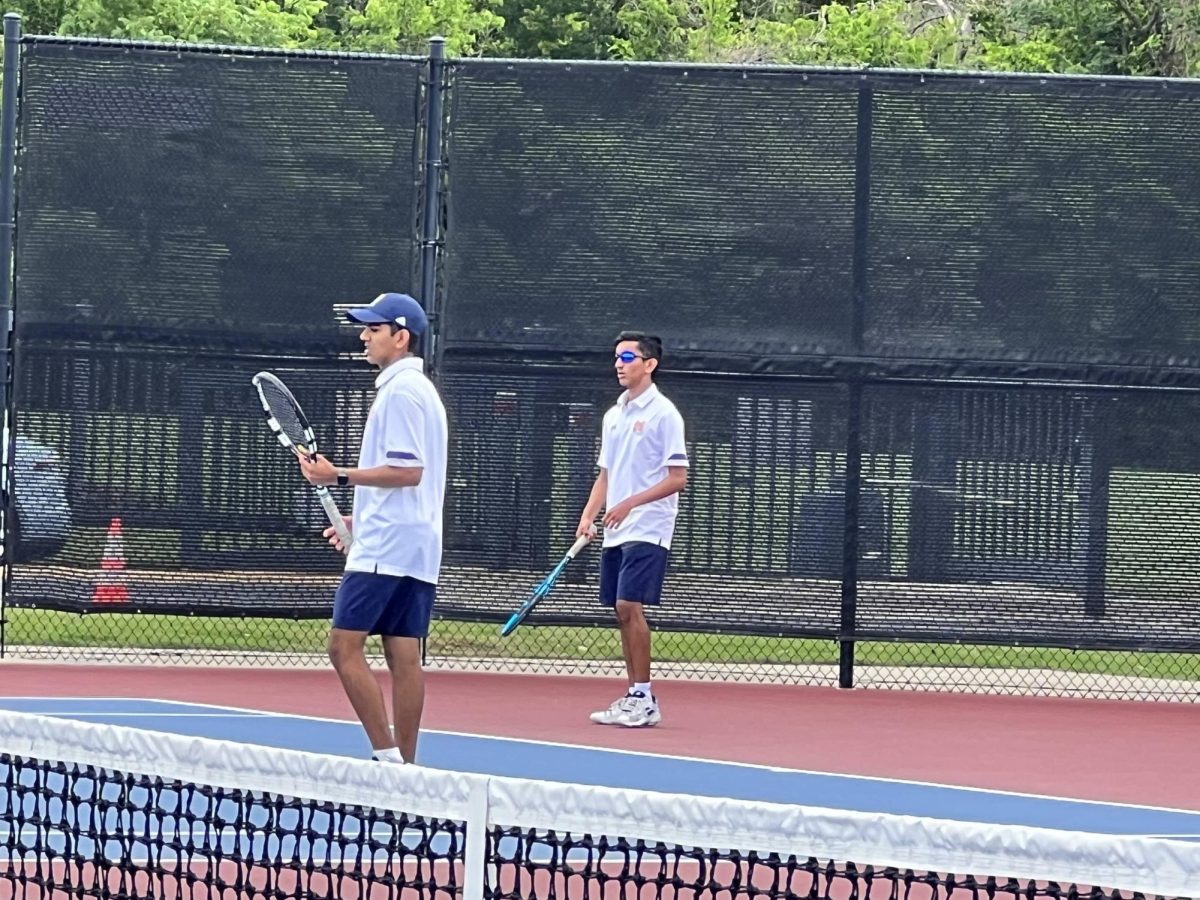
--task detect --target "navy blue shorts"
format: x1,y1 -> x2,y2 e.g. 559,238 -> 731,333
599,542 -> 670,606
332,572 -> 435,637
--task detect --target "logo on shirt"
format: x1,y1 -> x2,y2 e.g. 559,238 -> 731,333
632,420 -> 645,434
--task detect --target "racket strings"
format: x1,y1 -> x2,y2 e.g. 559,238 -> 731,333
259,383 -> 312,451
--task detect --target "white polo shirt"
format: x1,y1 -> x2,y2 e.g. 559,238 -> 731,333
598,384 -> 689,549
345,356 -> 448,584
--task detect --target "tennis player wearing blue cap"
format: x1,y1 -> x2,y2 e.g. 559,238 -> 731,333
298,292 -> 448,764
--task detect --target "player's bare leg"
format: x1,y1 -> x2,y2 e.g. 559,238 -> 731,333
383,635 -> 425,763
328,628 -> 394,751
615,599 -> 651,684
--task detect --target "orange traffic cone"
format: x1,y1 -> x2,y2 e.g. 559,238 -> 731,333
92,517 -> 130,604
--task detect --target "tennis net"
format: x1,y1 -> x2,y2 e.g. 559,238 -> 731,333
1,710 -> 1195,898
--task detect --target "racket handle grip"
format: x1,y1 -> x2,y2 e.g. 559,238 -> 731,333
566,533 -> 592,559
318,490 -> 354,550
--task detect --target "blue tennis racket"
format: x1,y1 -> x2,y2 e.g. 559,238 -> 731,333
500,534 -> 593,636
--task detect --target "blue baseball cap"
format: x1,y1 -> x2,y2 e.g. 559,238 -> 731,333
345,292 -> 428,335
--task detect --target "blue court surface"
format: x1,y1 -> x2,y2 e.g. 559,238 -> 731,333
3,696 -> 1198,842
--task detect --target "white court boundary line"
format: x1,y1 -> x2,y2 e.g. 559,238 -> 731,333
3,696 -> 1200,830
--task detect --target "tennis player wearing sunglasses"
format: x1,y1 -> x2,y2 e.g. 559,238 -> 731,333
576,332 -> 689,727
297,292 -> 448,765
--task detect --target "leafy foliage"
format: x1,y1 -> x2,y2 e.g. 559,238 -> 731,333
2,0 -> 1197,76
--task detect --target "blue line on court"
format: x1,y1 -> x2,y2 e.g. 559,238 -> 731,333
2,697 -> 1197,840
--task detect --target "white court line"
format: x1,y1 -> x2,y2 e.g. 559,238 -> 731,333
0,697 -> 273,717
7,696 -> 1200,826
1147,834 -> 1200,840
4,712 -> 272,718
0,696 -> 275,711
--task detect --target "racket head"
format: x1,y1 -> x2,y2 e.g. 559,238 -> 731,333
252,371 -> 319,458
499,564 -> 564,637
499,597 -> 538,637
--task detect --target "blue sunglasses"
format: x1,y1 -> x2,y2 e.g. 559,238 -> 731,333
615,350 -> 647,364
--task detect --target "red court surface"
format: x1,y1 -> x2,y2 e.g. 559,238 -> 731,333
3,662 -> 1196,811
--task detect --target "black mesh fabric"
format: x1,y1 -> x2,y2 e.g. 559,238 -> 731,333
441,64 -> 1200,382
14,40 -> 423,353
440,61 -> 859,363
864,76 -> 1200,370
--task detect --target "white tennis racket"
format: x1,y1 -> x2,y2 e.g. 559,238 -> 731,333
252,371 -> 354,552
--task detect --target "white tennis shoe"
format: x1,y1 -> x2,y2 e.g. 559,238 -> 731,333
590,691 -> 661,727
589,694 -> 632,725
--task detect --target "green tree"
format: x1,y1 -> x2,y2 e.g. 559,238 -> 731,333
61,0 -> 325,45
61,0 -> 326,45
336,0 -> 504,54
615,0 -> 963,68
968,0 -> 1200,76
612,0 -> 690,59
1,0 -> 1198,77
4,0 -> 77,36
497,0 -> 620,57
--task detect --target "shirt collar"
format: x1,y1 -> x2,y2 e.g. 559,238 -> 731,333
618,383 -> 660,410
375,355 -> 424,389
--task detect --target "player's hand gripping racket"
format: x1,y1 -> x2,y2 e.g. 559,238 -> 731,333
500,534 -> 594,637
252,371 -> 354,553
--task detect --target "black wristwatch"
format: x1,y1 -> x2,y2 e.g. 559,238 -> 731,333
336,469 -> 350,487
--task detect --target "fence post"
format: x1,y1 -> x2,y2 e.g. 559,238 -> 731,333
839,80 -> 873,689
0,13 -> 22,658
417,35 -> 446,668
420,35 -> 447,380
839,382 -> 863,689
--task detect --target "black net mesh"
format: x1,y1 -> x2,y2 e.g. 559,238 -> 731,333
487,827 -> 1165,900
1,754 -> 465,899
0,711 -> 1187,900
8,38 -> 421,616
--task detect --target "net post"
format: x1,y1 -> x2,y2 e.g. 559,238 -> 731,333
463,774 -> 489,900
419,35 -> 447,380
0,12 -> 21,657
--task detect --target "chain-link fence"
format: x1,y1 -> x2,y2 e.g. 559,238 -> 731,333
3,31 -> 1198,700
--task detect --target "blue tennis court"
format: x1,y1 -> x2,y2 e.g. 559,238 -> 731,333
3,695 -> 1197,842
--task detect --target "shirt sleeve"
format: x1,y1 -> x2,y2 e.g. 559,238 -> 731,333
380,391 -> 426,468
597,409 -> 615,470
660,408 -> 689,468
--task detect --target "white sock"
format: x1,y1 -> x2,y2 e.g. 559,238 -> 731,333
372,747 -> 405,764
632,682 -> 652,701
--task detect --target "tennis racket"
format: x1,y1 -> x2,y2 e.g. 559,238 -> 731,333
252,371 -> 354,552
500,534 -> 593,636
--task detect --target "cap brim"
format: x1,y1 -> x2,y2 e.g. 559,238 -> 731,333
345,308 -> 392,324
